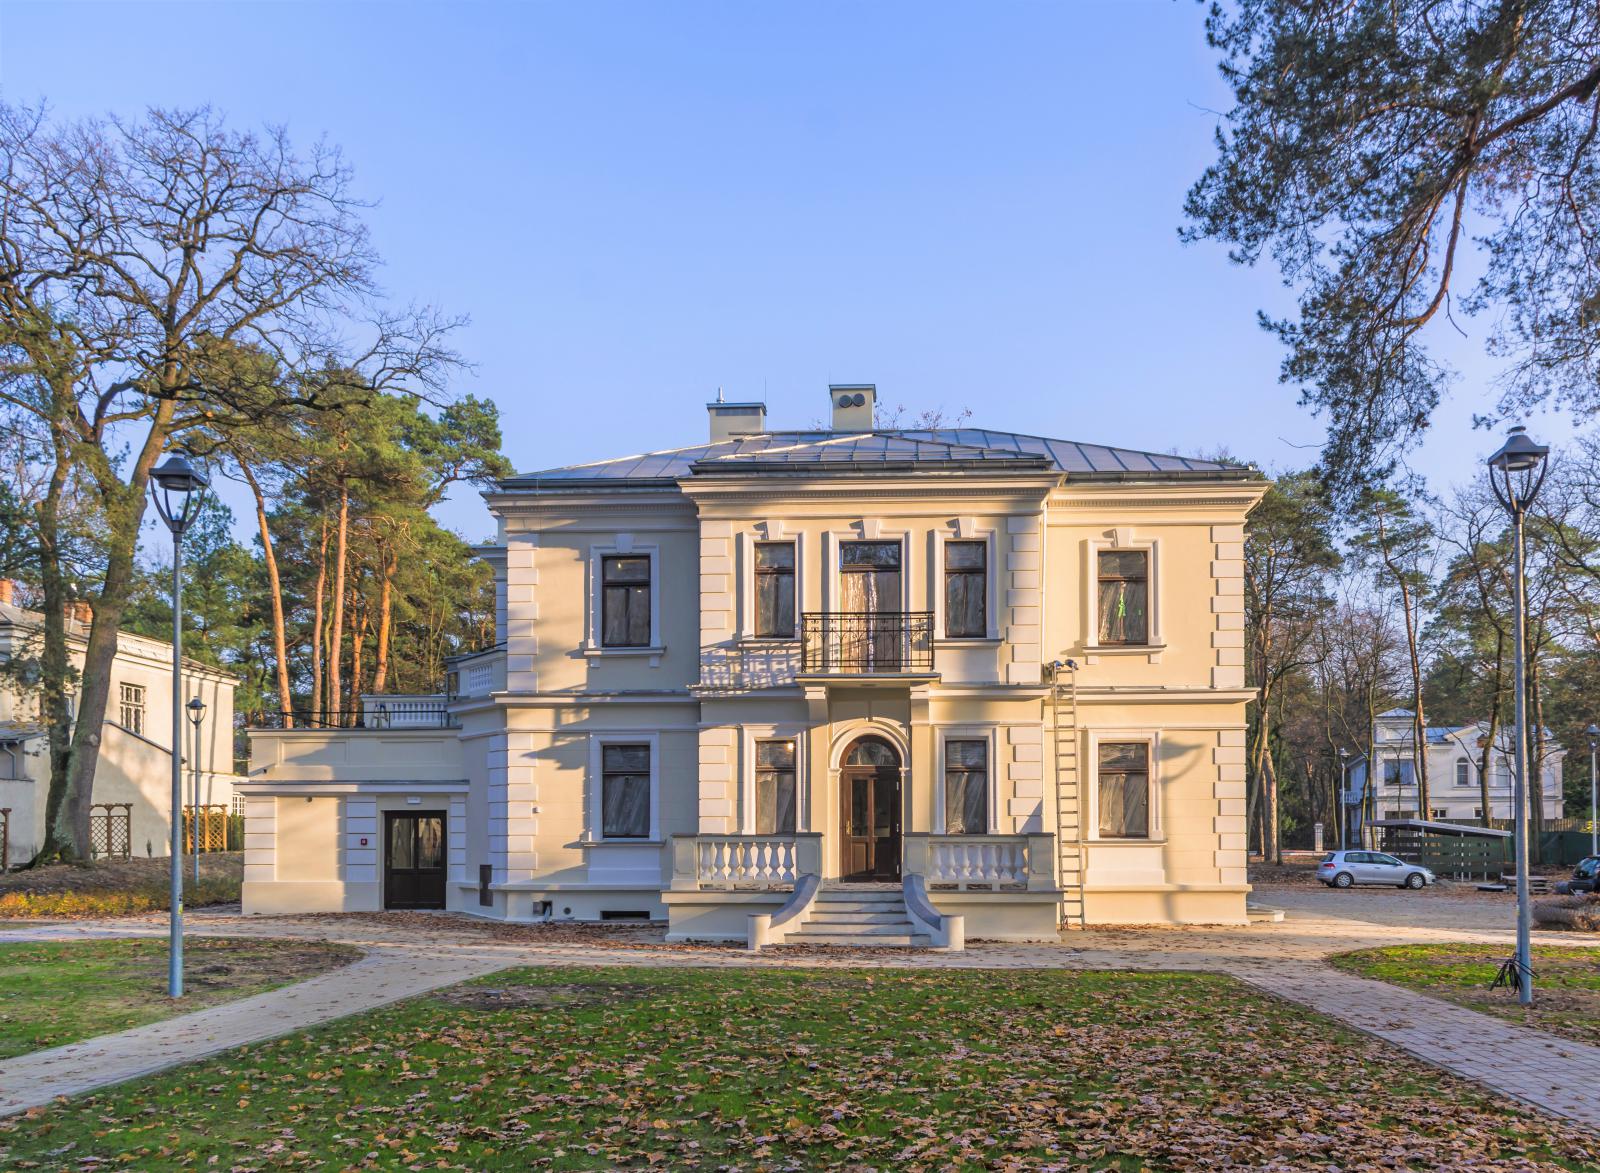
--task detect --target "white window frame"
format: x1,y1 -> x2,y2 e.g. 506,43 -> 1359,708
739,724 -> 808,834
1084,532 -> 1164,659
118,682 -> 146,735
584,538 -> 662,656
737,531 -> 804,642
1085,729 -> 1162,842
932,525 -> 999,642
587,732 -> 660,842
1454,759 -> 1472,788
932,725 -> 1000,834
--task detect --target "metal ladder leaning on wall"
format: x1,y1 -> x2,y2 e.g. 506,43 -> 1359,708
1050,660 -> 1086,928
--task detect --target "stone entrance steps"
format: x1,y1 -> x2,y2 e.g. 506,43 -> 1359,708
779,886 -> 931,948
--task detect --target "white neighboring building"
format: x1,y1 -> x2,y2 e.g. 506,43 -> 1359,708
1350,708 -> 1565,827
0,581 -> 239,862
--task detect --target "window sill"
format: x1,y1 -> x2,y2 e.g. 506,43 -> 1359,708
1082,643 -> 1166,665
937,637 -> 1002,647
582,645 -> 666,663
580,837 -> 665,847
736,636 -> 800,646
1087,836 -> 1167,846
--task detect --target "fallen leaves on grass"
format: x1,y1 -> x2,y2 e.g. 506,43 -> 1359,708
1,967 -> 1594,1170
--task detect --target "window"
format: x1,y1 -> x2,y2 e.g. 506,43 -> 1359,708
600,743 -> 651,838
118,683 -> 146,735
1431,808 -> 1447,819
840,541 -> 902,612
754,740 -> 797,834
1455,760 -> 1472,788
1097,742 -> 1149,838
600,555 -> 651,647
1096,551 -> 1148,644
943,541 -> 987,637
754,543 -> 796,638
943,740 -> 988,834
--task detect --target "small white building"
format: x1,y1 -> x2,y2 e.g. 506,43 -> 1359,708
1344,708 -> 1564,839
0,582 -> 239,862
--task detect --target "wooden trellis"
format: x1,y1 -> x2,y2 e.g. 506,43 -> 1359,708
183,805 -> 230,853
89,803 -> 132,860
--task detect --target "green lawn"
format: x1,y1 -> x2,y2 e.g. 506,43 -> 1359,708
0,937 -> 360,1059
1332,942 -> 1600,1047
2,966 -> 1593,1170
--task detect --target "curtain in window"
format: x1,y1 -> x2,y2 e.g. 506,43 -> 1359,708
754,543 -> 795,638
944,541 -> 986,637
841,542 -> 901,667
1097,742 -> 1149,838
944,739 -> 988,834
601,743 -> 651,837
1096,550 -> 1148,644
755,740 -> 797,834
601,556 -> 651,647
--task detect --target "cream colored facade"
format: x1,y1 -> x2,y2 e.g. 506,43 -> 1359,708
243,386 -> 1266,941
0,593 -> 239,861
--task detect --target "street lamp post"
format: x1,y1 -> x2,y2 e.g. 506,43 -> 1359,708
150,453 -> 209,999
187,696 -> 207,884
1488,425 -> 1549,1007
1339,747 -> 1351,850
1587,724 -> 1599,859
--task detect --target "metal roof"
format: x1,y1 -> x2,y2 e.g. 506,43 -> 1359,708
501,428 -> 1253,488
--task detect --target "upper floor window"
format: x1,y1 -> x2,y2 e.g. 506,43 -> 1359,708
601,556 -> 651,647
943,739 -> 988,834
754,543 -> 796,639
119,683 -> 146,735
1097,741 -> 1149,838
840,541 -> 901,612
755,739 -> 797,834
601,743 -> 651,838
1455,760 -> 1472,788
1097,551 -> 1148,645
944,541 -> 987,638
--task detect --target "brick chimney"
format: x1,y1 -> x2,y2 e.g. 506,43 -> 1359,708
67,600 -> 93,626
0,579 -> 13,606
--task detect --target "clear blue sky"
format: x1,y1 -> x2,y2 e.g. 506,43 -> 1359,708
1,1 -> 1575,540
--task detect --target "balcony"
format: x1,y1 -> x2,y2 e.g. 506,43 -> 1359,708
247,694 -> 457,730
800,611 -> 934,674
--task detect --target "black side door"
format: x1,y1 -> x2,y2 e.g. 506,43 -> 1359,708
384,811 -> 447,910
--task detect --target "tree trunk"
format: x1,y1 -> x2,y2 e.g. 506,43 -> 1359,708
371,542 -> 395,694
328,483 -> 350,725
349,582 -> 366,713
51,412 -> 172,860
238,459 -> 293,727
310,517 -> 329,721
28,409 -> 81,865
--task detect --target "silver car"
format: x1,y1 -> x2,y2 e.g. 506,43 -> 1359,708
1317,850 -> 1435,889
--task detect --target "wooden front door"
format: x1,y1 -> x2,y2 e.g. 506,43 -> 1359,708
839,737 -> 902,882
384,811 -> 447,910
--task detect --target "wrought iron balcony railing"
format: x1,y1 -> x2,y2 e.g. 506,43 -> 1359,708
800,611 -> 935,674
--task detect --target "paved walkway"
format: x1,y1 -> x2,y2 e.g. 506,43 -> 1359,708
2,887 -> 1599,1129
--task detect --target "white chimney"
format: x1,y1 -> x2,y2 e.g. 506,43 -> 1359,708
829,384 -> 876,432
707,395 -> 766,442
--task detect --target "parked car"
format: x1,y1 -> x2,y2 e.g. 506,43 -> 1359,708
1317,850 -> 1435,889
1566,856 -> 1600,894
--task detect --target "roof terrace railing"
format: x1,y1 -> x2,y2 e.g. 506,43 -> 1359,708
800,612 -> 935,674
247,703 -> 458,731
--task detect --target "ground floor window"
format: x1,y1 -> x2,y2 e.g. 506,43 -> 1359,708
755,739 -> 796,834
1097,742 -> 1149,838
943,739 -> 988,833
601,743 -> 651,838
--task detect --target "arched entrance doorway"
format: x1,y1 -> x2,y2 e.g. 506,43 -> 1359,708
839,735 -> 902,882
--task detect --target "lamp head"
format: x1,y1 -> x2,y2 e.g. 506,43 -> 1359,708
1486,426 -> 1550,514
1587,723 -> 1599,747
187,696 -> 207,724
150,452 -> 210,534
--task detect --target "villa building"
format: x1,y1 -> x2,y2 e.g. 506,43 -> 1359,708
1341,708 -> 1565,843
0,584 -> 239,862
241,386 -> 1267,944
